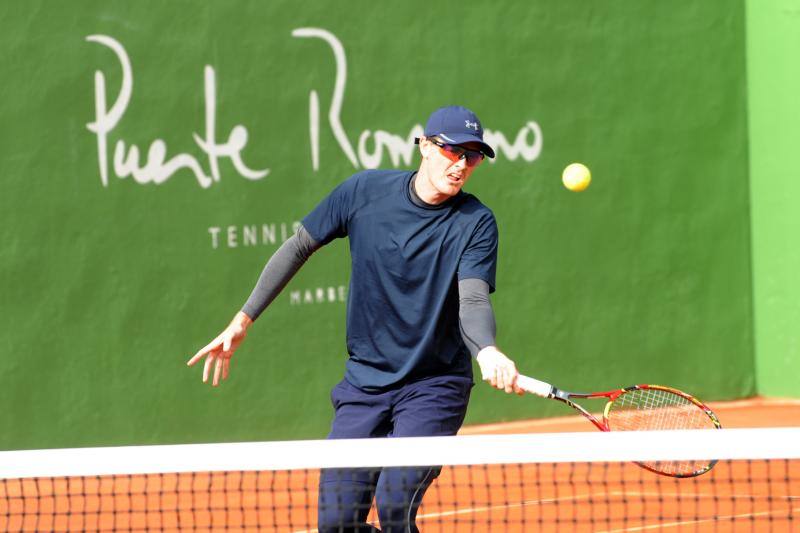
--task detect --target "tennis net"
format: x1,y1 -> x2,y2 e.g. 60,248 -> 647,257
1,428 -> 798,532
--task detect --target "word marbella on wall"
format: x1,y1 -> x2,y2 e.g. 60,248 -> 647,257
86,29 -> 543,189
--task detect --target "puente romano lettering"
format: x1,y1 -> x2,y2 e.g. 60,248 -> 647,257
86,29 -> 543,188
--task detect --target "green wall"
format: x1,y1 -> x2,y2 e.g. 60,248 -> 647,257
746,0 -> 800,397
0,1 -> 755,450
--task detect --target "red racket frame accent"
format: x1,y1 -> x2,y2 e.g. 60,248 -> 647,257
548,384 -> 721,433
523,380 -> 723,478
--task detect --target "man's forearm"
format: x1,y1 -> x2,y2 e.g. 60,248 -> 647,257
241,225 -> 321,320
458,278 -> 497,357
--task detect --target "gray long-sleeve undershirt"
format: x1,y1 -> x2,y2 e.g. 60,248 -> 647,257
457,278 -> 497,356
241,226 -> 321,321
241,176 -> 498,355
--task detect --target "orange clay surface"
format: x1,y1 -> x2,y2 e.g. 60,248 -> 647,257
2,397 -> 798,532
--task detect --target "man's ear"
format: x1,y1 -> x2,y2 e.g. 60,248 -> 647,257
419,136 -> 430,158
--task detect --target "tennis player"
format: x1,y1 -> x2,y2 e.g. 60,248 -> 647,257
189,105 -> 522,532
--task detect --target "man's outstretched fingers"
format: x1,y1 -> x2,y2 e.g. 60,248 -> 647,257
213,356 -> 223,386
203,354 -> 214,383
187,336 -> 221,366
187,347 -> 208,367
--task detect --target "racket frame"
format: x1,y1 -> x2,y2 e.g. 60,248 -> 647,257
516,376 -> 722,478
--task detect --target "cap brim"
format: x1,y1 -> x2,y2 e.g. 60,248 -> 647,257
436,133 -> 495,158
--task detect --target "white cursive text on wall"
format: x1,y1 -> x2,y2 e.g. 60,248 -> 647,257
85,34 -> 268,189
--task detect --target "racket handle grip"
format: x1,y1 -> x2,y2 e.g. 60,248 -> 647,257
517,375 -> 554,398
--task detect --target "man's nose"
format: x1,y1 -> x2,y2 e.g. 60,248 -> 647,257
451,156 -> 467,170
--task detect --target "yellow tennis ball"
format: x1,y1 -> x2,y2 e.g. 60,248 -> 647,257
562,163 -> 592,192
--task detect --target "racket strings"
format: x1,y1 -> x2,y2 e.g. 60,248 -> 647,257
607,388 -> 717,476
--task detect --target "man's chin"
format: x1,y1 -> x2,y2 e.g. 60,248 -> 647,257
440,179 -> 464,194
436,187 -> 460,198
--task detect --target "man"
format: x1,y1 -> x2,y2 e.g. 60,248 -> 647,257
188,105 -> 522,532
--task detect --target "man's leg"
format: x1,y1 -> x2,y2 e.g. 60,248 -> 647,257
318,468 -> 381,533
318,379 -> 393,533
373,466 -> 440,533
375,375 -> 473,532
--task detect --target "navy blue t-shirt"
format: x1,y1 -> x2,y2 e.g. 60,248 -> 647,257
302,170 -> 498,391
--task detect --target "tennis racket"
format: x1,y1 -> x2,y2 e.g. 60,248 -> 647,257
516,375 -> 722,478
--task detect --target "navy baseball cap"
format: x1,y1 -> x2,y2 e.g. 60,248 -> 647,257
418,105 -> 495,158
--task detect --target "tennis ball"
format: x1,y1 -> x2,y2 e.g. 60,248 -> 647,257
562,163 -> 591,192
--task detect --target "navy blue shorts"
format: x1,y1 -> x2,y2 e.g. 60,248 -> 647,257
318,374 -> 473,533
327,374 -> 473,439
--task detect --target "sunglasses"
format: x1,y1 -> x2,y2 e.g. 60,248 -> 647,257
428,138 -> 485,167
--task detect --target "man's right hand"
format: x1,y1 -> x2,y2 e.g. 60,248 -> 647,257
187,311 -> 253,387
476,346 -> 523,395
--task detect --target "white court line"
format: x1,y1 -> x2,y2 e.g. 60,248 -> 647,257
289,494 -> 588,533
597,490 -> 798,501
417,491 -> 799,520
291,490 -> 799,533
415,492 -> 599,519
595,507 -> 800,533
291,492 -> 612,533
